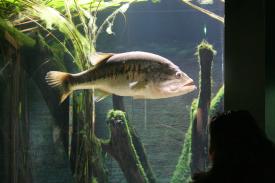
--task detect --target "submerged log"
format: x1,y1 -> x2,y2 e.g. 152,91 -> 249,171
112,95 -> 125,110
0,36 -> 32,183
191,40 -> 215,173
102,110 -> 156,183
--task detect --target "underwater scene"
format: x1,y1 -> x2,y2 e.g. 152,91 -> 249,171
0,0 -> 224,183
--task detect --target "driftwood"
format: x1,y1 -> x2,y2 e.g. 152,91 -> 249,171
0,35 -> 31,183
191,41 -> 215,173
102,110 -> 156,183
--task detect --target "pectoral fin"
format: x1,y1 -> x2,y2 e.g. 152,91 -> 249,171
94,89 -> 110,102
129,80 -> 147,90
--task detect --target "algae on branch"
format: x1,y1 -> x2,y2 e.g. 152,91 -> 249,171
102,110 -> 156,183
209,85 -> 224,117
171,85 -> 224,183
171,41 -> 224,183
0,18 -> 35,47
171,99 -> 197,183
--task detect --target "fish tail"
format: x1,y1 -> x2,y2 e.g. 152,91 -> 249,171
45,71 -> 72,103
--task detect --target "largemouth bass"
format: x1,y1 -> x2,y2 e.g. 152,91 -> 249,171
46,51 -> 196,103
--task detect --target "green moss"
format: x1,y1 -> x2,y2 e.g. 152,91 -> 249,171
91,177 -> 98,183
195,40 -> 216,90
171,99 -> 198,183
0,18 -> 35,47
209,85 -> 224,117
191,99 -> 199,121
107,109 -> 126,120
106,110 -> 149,183
90,134 -> 109,183
195,39 -> 217,56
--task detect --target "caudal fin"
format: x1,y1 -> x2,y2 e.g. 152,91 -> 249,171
45,71 -> 72,103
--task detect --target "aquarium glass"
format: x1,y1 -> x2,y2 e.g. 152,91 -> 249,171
0,0 -> 224,183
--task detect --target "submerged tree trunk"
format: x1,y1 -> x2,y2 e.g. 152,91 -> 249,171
128,123 -> 156,183
70,90 -> 108,183
112,94 -> 156,182
102,110 -> 156,183
0,35 -> 31,183
191,41 -> 215,173
112,95 -> 125,110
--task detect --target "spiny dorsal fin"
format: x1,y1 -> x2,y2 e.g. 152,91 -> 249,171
89,52 -> 114,66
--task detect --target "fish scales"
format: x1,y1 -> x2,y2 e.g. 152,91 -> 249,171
77,60 -> 166,84
45,51 -> 196,103
70,52 -> 174,87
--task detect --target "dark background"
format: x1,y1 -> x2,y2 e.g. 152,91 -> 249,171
224,0 -> 272,140
265,0 -> 275,142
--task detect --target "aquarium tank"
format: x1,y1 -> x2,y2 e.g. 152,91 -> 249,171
0,0 -> 224,183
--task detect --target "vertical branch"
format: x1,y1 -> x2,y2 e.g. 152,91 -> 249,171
102,110 -> 156,183
112,95 -> 125,111
19,68 -> 32,183
0,33 -> 31,183
191,41 -> 215,173
181,0 -> 224,23
92,89 -> 95,134
10,39 -> 22,183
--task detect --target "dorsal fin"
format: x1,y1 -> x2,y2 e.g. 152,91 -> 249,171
89,52 -> 114,65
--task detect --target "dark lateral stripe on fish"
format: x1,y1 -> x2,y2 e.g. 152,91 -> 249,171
69,51 -> 177,87
104,61 -> 169,80
92,61 -> 144,80
73,60 -> 164,84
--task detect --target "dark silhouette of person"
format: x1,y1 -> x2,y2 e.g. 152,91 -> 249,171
191,110 -> 275,183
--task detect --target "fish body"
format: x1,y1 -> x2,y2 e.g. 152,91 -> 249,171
46,51 -> 196,103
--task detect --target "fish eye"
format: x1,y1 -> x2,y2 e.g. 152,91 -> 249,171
176,72 -> 182,79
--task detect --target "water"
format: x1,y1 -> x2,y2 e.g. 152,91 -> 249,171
0,1 -> 224,183
95,1 -> 224,182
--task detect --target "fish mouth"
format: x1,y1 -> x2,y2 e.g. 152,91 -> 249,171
165,80 -> 196,93
182,80 -> 197,92
184,80 -> 195,87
